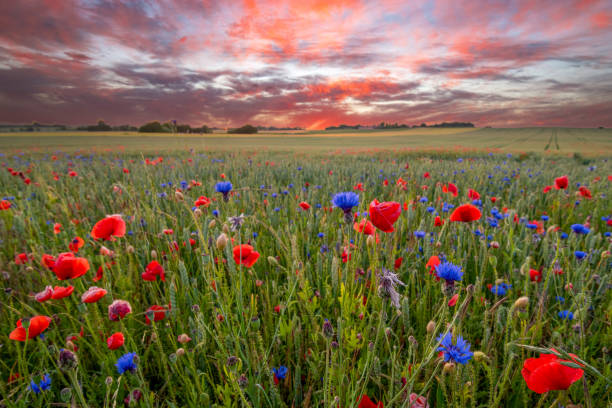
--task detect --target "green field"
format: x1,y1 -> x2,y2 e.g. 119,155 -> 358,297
1,127 -> 611,154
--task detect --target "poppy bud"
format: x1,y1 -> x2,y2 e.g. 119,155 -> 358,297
267,256 -> 279,265
443,362 -> 455,374
473,351 -> 488,362
126,245 -> 135,254
66,340 -> 76,351
216,233 -> 228,250
59,348 -> 78,371
546,225 -> 557,235
151,250 -> 157,259
175,191 -> 184,201
208,219 -> 216,228
490,241 -> 500,248
222,224 -> 230,234
237,374 -> 248,389
408,336 -> 418,347
105,376 -> 113,386
26,266 -> 34,272
514,296 -> 529,309
177,334 -> 192,343
426,321 -> 435,334
176,348 -> 185,357
194,208 -> 202,218
602,251 -> 610,259
150,332 -> 158,342
366,235 -> 375,247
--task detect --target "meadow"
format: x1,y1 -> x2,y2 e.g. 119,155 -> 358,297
0,130 -> 611,407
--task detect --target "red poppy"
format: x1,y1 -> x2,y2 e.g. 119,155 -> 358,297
543,185 -> 552,193
9,316 -> 52,341
354,182 -> 364,191
423,172 -> 430,178
15,253 -> 29,264
468,189 -> 480,200
354,218 -> 376,235
51,285 -> 74,299
53,223 -> 62,234
163,228 -> 173,235
426,255 -> 440,274
394,257 -> 403,270
443,182 -> 458,196
578,186 -> 592,199
42,254 -> 56,269
145,305 -> 167,325
107,332 -> 125,350
69,236 -> 85,252
299,201 -> 311,210
434,216 -> 444,226
369,199 -> 401,232
0,199 -> 11,210
358,394 -> 383,408
81,286 -> 108,303
490,197 -> 497,203
529,268 -> 542,282
195,196 -> 210,207
142,261 -> 165,282
521,352 -> 583,393
450,204 -> 481,222
53,252 -> 90,280
448,293 -> 459,307
35,286 -> 53,302
232,245 -> 260,268
554,175 -> 569,190
91,215 -> 126,240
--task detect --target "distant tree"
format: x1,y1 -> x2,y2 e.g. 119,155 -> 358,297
420,123 -> 427,127
176,124 -> 192,133
193,125 -> 213,134
138,121 -> 169,133
228,124 -> 258,134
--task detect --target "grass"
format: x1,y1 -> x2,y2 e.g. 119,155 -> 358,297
0,127 -> 611,155
0,139 -> 610,407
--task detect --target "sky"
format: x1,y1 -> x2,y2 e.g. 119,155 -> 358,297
0,0 -> 611,129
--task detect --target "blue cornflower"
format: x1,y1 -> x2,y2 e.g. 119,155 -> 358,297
332,192 -> 359,212
490,283 -> 511,296
570,224 -> 590,234
29,374 -> 51,394
541,215 -> 549,221
414,230 -> 426,239
116,352 -> 138,374
272,365 -> 288,380
215,182 -> 233,201
317,232 -> 324,238
526,223 -> 538,230
558,310 -> 574,320
555,296 -> 565,303
212,209 -> 219,217
419,197 -> 428,203
574,251 -> 587,260
426,206 -> 435,213
435,262 -> 463,283
560,232 -> 568,239
436,333 -> 473,365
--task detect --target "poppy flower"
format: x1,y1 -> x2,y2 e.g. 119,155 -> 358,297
299,201 -> 310,210
426,255 -> 441,274
521,352 -> 583,393
15,253 -> 29,264
53,223 -> 62,234
52,252 -> 90,280
51,285 -> 74,299
81,286 -> 108,303
108,299 -> 132,321
448,293 -> 459,307
554,175 -> 569,190
449,204 -> 481,222
434,216 -> 444,226
232,245 -> 260,268
35,286 -> 53,302
468,189 -> 480,200
145,305 -> 167,325
0,199 -> 11,210
578,186 -> 592,198
9,316 -> 52,341
68,237 -> 84,252
354,218 -> 376,235
394,257 -> 403,270
369,199 -> 401,232
194,196 -> 211,207
91,215 -> 126,240
443,182 -> 458,197
358,394 -> 383,408
107,332 -> 125,350
543,185 -> 552,193
42,254 -> 56,269
141,261 -> 165,282
529,268 -> 542,282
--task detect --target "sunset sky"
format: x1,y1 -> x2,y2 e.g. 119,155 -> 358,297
1,0 -> 611,129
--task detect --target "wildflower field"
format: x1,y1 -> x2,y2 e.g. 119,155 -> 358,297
0,139 -> 611,407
